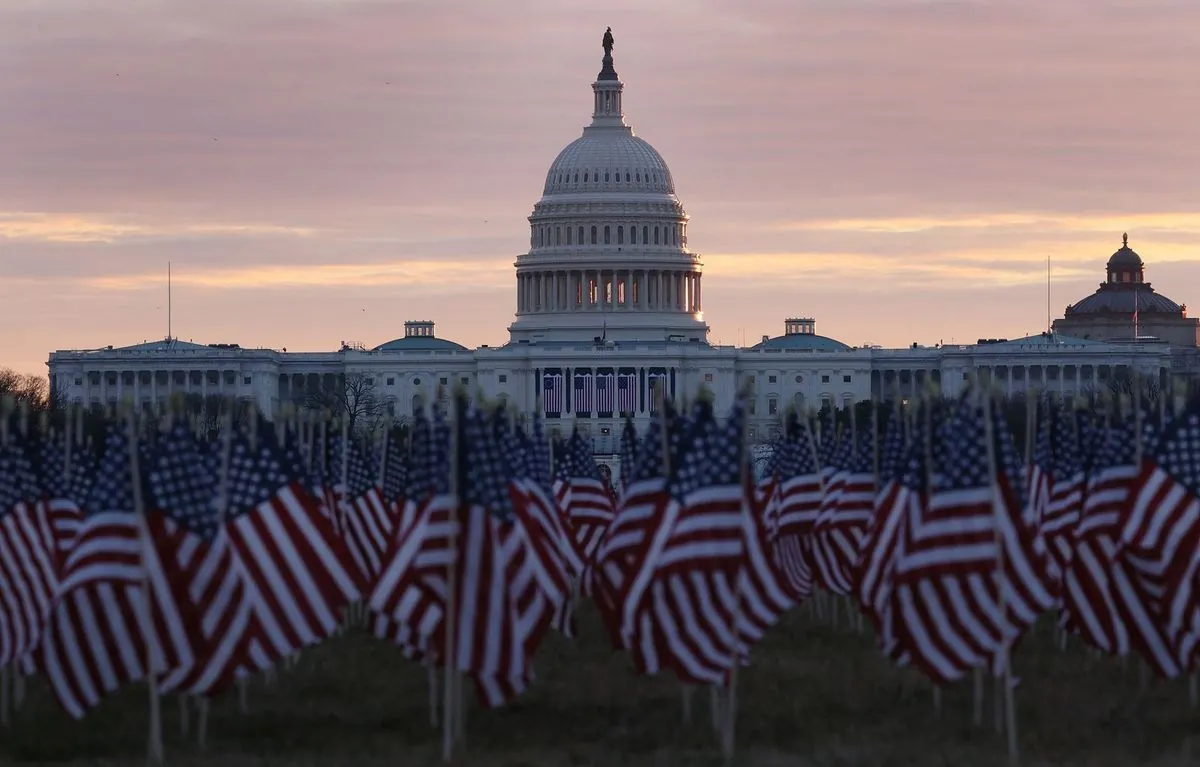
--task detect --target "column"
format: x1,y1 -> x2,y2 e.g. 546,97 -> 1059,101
624,272 -> 633,309
696,274 -> 702,311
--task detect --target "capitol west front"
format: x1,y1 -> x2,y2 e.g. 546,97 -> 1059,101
46,35 -> 1196,446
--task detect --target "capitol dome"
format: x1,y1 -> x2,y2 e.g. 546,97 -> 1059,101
542,134 -> 675,196
507,29 -> 709,346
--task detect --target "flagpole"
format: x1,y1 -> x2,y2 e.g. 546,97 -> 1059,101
442,390 -> 461,763
125,408 -> 164,765
980,387 -> 1019,765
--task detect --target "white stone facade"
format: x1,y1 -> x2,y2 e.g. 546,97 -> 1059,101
46,36 -> 1188,451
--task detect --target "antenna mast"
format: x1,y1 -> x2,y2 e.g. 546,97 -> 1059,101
168,261 -> 172,341
1046,254 -> 1051,334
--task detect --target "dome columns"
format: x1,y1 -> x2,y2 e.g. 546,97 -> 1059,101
516,268 -> 702,315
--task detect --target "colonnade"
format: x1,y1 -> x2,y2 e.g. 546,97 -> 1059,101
517,268 -> 701,314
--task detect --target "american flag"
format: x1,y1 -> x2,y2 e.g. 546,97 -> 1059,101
145,421 -> 254,695
329,433 -> 393,584
542,372 -> 564,416
855,406 -> 921,662
585,406 -> 673,663
37,424 -> 192,719
1120,396 -> 1200,672
1042,407 -> 1084,596
38,434 -> 90,562
1059,416 -> 1134,659
0,429 -> 57,668
893,394 -> 1053,684
220,427 -> 363,665
617,372 -> 637,415
621,399 -> 747,685
595,372 -> 616,415
367,409 -> 455,661
574,372 -> 594,414
562,433 -> 614,561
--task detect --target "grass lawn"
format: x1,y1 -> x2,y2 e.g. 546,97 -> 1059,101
2,603 -> 1197,766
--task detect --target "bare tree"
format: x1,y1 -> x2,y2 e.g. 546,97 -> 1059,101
0,368 -> 51,410
179,393 -> 256,441
302,373 -> 383,437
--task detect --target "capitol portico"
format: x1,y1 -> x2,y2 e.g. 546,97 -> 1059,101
46,31 -> 1195,447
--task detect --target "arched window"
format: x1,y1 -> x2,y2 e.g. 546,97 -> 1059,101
630,226 -> 636,245
604,225 -> 610,244
642,225 -> 649,243
625,172 -> 630,182
555,226 -> 561,245
604,172 -> 610,182
566,226 -> 572,245
578,226 -> 584,244
411,394 -> 425,415
584,172 -> 589,182
590,226 -> 597,244
654,226 -> 659,245
617,226 -> 624,245
538,229 -> 544,246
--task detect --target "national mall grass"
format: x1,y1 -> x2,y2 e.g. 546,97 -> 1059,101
3,605 -> 1198,766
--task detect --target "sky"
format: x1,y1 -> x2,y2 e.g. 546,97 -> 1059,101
2,0 -> 1199,376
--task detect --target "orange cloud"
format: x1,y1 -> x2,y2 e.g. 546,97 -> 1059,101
78,260 -> 513,291
0,212 -> 321,243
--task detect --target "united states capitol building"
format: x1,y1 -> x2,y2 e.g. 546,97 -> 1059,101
47,32 -> 1200,446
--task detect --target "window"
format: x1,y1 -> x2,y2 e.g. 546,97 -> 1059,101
578,226 -> 584,244
768,398 -> 778,415
963,372 -> 970,380
654,226 -> 659,244
365,377 -> 374,386
74,377 -> 82,386
748,399 -> 757,415
843,375 -> 852,383
499,374 -> 508,384
386,377 -> 395,386
555,227 -> 561,245
243,375 -> 252,385
567,227 -> 572,245
794,375 -> 803,384
704,373 -> 713,382
821,375 -> 830,384
439,377 -> 448,385
460,377 -> 469,385
604,225 -> 610,244
591,226 -> 597,244
768,375 -> 777,384
642,225 -> 648,243
617,226 -> 624,245
745,375 -> 756,385
413,377 -> 421,386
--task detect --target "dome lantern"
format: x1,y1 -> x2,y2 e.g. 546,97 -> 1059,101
1106,232 -> 1145,285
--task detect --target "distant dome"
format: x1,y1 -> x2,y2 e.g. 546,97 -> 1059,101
1107,232 -> 1144,270
372,336 -> 467,352
751,334 -> 851,352
373,321 -> 466,352
1068,290 -> 1182,315
543,134 -> 675,196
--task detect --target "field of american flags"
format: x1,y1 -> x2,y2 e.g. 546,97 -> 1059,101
3,383 -> 1200,765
